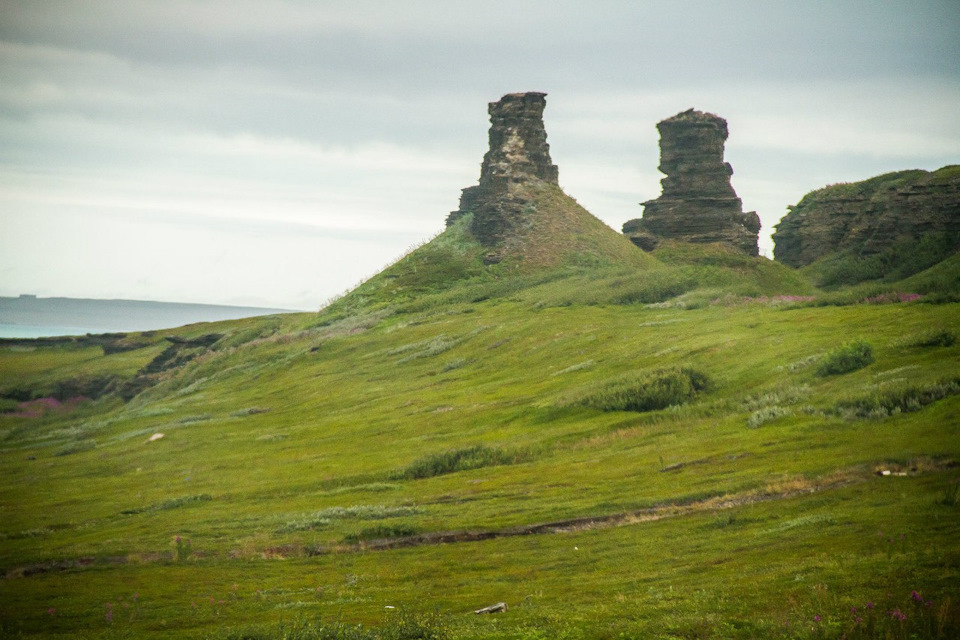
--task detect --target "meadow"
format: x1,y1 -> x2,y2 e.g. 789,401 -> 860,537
1,228 -> 958,638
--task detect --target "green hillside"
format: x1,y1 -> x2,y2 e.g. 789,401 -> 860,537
1,233 -> 959,639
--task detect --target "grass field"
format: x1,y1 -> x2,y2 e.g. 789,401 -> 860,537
1,226 -> 959,638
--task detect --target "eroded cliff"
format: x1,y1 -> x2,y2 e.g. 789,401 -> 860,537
772,166 -> 960,268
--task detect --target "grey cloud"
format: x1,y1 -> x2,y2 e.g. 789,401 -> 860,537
1,0 -> 958,306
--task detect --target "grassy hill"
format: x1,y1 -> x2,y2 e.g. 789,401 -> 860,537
1,224 -> 959,638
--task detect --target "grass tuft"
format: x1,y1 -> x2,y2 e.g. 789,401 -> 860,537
836,377 -> 960,418
816,340 -> 874,376
343,524 -> 420,544
395,445 -> 535,480
574,366 -> 711,412
907,329 -> 956,348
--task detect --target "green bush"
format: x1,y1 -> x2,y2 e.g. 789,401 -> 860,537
576,367 -> 711,412
909,329 -> 956,348
747,405 -> 793,428
343,524 -> 419,543
836,377 -> 960,418
816,341 -> 874,376
53,439 -> 97,456
395,445 -> 533,480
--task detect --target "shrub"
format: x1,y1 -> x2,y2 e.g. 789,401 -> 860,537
909,329 -> 956,348
53,439 -> 96,456
395,445 -> 534,480
120,494 -> 212,515
576,367 -> 711,413
747,405 -> 793,428
836,377 -> 960,418
277,515 -> 332,533
278,505 -> 420,533
816,341 -> 874,376
343,524 -> 419,543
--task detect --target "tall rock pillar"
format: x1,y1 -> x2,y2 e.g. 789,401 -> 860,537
447,92 -> 559,247
623,109 -> 760,255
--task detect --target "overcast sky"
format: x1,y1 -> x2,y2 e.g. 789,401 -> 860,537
1,1 -> 958,309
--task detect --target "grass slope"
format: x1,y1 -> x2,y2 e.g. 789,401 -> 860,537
2,186 -> 960,639
1,263 -> 958,638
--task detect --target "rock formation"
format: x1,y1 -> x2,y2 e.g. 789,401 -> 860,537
772,166 -> 960,267
447,92 -> 559,250
623,109 -> 760,255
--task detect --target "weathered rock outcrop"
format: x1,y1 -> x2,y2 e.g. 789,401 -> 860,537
772,166 -> 960,267
623,109 -> 760,255
446,92 -> 559,249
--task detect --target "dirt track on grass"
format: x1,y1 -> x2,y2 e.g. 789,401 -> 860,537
9,460 -> 952,578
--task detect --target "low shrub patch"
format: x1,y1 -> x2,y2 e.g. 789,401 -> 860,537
747,405 -> 793,428
278,504 -> 420,533
343,524 -> 420,543
816,340 -> 874,376
575,367 -> 711,413
120,494 -> 212,515
908,329 -> 956,348
836,377 -> 960,417
395,444 -> 534,480
53,439 -> 96,456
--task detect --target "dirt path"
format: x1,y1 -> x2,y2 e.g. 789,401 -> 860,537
325,472 -> 859,554
8,463 -> 941,578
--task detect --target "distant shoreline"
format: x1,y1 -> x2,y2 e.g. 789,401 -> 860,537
0,296 -> 303,338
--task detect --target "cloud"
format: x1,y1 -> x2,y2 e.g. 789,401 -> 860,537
1,1 -> 958,306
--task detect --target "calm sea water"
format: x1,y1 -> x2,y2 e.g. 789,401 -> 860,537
0,324 -> 102,338
0,297 -> 296,339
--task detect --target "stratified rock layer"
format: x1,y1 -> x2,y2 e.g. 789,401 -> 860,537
773,166 -> 960,267
623,109 -> 760,255
447,92 -> 559,249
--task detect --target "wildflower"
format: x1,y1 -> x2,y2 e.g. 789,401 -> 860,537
47,607 -> 55,616
175,535 -> 181,543
866,602 -> 875,609
851,606 -> 857,614
911,590 -> 922,602
890,608 -> 906,621
855,617 -> 862,624
814,615 -> 821,623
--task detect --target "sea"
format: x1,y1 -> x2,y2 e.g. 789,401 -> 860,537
0,296 -> 298,339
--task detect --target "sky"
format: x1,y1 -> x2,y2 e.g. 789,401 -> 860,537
1,1 -> 958,310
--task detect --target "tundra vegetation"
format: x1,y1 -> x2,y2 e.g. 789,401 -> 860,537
1,227 -> 959,639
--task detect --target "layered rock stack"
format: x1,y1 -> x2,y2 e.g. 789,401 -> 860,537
772,166 -> 960,267
623,109 -> 760,255
447,92 -> 559,249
